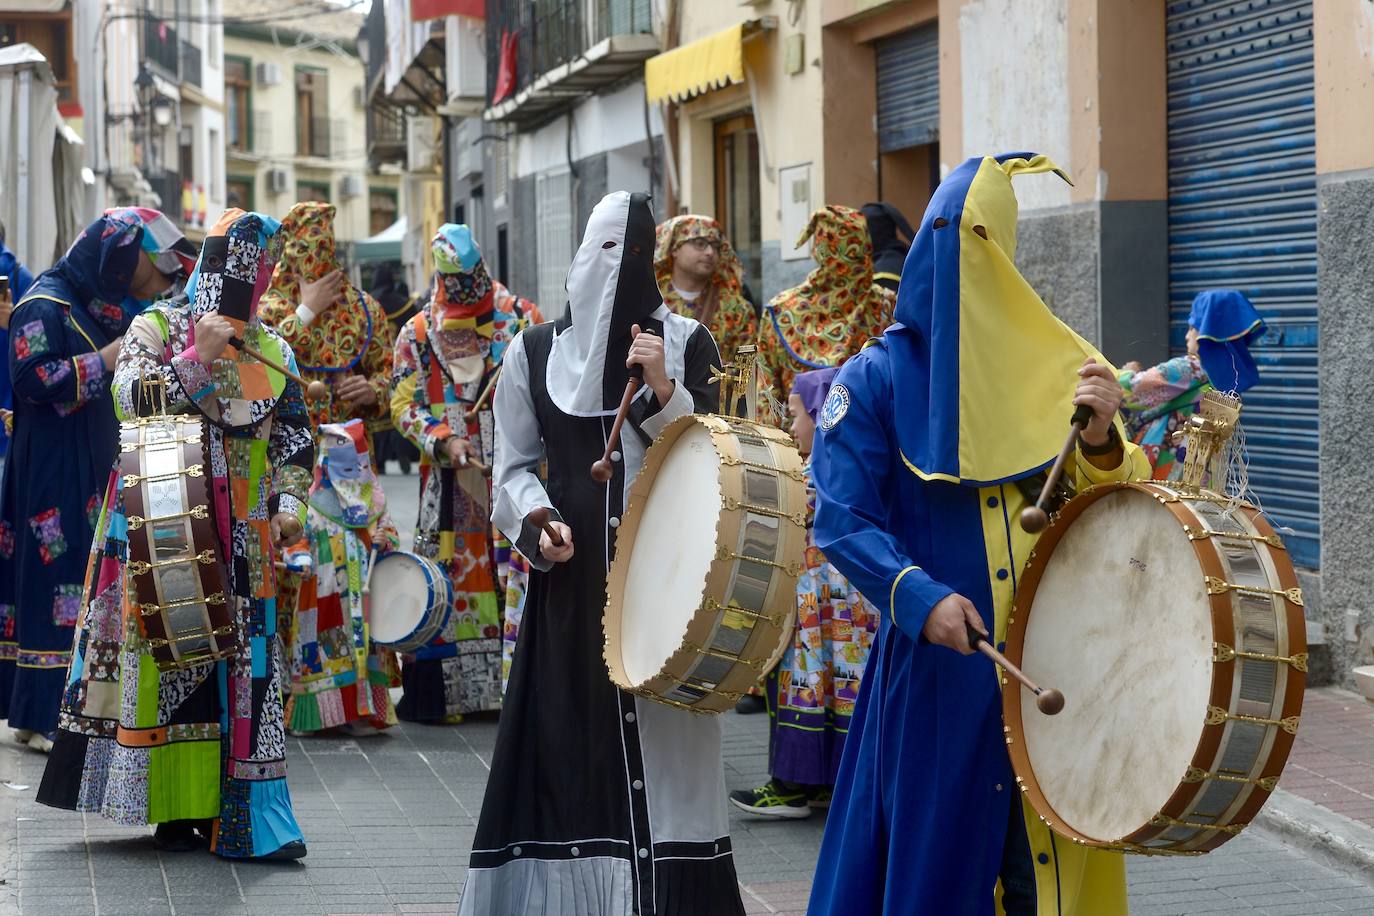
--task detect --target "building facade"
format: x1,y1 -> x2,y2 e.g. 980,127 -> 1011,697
225,0 -> 400,247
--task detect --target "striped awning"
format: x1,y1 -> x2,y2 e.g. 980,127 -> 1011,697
646,22 -> 756,105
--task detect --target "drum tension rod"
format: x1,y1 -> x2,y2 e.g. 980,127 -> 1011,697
123,465 -> 205,488
1205,705 -> 1301,735
1184,526 -> 1285,549
146,624 -> 235,648
1204,576 -> 1304,607
1183,766 -> 1280,792
1212,642 -> 1309,672
703,597 -> 783,628
126,505 -> 211,531
139,592 -> 226,617
683,641 -> 767,671
127,550 -> 217,576
1149,813 -> 1243,836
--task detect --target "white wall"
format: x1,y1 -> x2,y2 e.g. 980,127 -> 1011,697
957,0 -> 1072,212
513,81 -> 662,179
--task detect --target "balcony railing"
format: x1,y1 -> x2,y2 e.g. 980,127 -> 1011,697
485,0 -> 654,109
362,0 -> 386,96
367,103 -> 406,166
179,39 -> 202,89
298,117 -> 331,158
144,16 -> 179,77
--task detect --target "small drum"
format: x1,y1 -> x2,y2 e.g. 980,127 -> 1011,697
1004,482 -> 1306,854
120,415 -> 236,671
604,414 -> 806,714
368,551 -> 454,652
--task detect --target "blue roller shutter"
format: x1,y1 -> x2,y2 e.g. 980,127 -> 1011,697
875,23 -> 939,153
1166,0 -> 1318,567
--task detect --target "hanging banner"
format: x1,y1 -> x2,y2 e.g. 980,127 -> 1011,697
411,0 -> 484,22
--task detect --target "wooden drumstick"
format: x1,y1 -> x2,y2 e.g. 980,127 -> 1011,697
1020,404 -> 1094,534
967,624 -> 1064,715
528,507 -> 564,547
229,335 -> 330,401
592,329 -> 656,482
464,366 -> 502,421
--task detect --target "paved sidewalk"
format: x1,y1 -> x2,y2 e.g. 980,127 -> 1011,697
1277,687 -> 1374,828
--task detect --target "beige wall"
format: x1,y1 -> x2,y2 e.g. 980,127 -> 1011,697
672,0 -> 824,246
1314,0 -> 1374,175
223,34 -> 393,242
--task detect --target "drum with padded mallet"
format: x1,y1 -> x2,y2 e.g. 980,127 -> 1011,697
368,551 -> 454,653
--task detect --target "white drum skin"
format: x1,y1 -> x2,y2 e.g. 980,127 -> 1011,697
369,552 -> 452,651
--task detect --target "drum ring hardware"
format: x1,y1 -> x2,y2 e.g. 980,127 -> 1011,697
682,640 -> 767,671
1205,705 -> 1301,735
127,550 -> 217,576
1212,642 -> 1309,672
139,592 -> 226,617
1108,842 -> 1206,858
1149,813 -> 1243,835
718,455 -> 806,482
701,597 -> 784,628
722,497 -> 807,527
123,464 -> 205,488
632,687 -> 716,717
122,434 -> 202,452
1182,766 -> 1279,792
126,505 -> 210,531
1204,576 -> 1304,607
1184,526 -> 1284,549
146,624 -> 235,649
713,545 -> 802,577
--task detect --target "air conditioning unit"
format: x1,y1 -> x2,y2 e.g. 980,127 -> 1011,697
339,174 -> 364,199
255,62 -> 282,86
353,85 -> 366,108
267,169 -> 289,193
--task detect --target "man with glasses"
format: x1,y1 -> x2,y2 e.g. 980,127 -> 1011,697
654,215 -> 758,366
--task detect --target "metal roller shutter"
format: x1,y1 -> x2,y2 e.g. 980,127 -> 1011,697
1166,0 -> 1318,567
875,23 -> 939,154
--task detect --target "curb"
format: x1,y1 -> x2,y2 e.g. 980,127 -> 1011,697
1251,788 -> 1374,880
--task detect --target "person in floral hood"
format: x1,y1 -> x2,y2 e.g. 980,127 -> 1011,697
654,214 -> 757,366
37,209 -> 314,861
257,201 -> 393,434
281,419 -> 400,736
390,224 -> 541,723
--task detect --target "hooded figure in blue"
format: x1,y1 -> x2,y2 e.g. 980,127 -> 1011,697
0,234 -> 37,475
806,153 -> 1151,915
0,209 -> 192,748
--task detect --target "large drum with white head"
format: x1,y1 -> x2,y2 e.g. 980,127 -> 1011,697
1003,481 -> 1306,854
603,414 -> 806,713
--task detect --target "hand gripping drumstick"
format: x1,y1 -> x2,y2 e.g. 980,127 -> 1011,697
464,367 -> 502,421
229,335 -> 330,402
967,624 -> 1065,715
1019,404 -> 1094,534
528,507 -> 564,547
591,331 -> 653,482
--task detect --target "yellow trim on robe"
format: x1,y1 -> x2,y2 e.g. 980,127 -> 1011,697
889,565 -> 922,627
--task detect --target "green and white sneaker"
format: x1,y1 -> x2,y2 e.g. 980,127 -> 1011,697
806,786 -> 832,809
728,780 -> 811,819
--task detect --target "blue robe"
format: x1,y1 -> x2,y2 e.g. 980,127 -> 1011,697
0,243 -> 37,463
806,344 -> 1145,915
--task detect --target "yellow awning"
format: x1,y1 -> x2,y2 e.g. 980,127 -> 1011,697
645,23 -> 748,105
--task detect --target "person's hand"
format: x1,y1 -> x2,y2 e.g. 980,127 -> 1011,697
1074,358 -> 1124,447
627,324 -> 672,404
270,512 -> 305,549
1121,360 -> 1143,373
195,313 -> 235,363
538,520 -> 575,563
445,436 -> 476,468
335,375 -> 377,408
0,288 -> 12,330
99,337 -> 124,371
922,593 -> 986,655
301,269 -> 346,317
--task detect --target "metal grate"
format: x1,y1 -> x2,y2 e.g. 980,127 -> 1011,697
1166,0 -> 1318,567
875,22 -> 939,154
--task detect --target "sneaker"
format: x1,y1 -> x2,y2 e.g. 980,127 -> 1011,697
11,729 -> 33,745
441,713 -> 465,725
728,781 -> 811,819
26,732 -> 53,754
153,822 -> 199,852
733,694 -> 767,715
807,786 -> 832,809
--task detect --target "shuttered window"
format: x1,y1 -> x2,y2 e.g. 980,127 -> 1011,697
875,23 -> 939,154
1166,0 -> 1318,567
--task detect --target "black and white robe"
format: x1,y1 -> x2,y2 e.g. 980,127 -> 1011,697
459,192 -> 746,916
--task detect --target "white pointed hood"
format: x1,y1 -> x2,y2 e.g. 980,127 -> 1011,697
546,190 -> 663,415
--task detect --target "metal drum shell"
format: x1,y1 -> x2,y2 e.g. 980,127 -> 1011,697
1002,481 -> 1307,856
603,413 -> 807,715
119,416 -> 236,671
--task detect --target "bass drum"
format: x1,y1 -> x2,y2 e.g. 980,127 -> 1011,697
1003,482 -> 1306,854
603,414 -> 806,714
369,551 -> 454,653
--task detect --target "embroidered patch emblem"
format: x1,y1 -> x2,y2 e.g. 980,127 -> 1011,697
13,320 -> 48,360
29,508 -> 67,564
819,384 -> 850,431
0,520 -> 13,559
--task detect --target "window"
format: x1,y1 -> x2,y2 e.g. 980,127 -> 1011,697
368,188 -> 398,236
714,113 -> 762,299
295,67 -> 329,157
297,180 -> 330,203
226,177 -> 254,211
0,13 -> 77,111
226,56 -> 251,152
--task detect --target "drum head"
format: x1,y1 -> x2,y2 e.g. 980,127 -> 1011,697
1017,487 -> 1213,842
619,422 -> 721,686
369,554 -> 428,645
